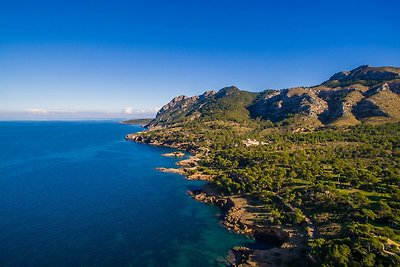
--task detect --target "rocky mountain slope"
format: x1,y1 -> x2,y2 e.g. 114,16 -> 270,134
147,65 -> 400,128
149,87 -> 257,127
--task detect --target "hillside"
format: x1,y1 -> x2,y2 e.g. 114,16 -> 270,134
147,65 -> 400,129
129,65 -> 400,266
121,118 -> 153,125
148,86 -> 257,127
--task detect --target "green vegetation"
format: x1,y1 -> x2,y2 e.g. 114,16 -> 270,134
196,87 -> 257,122
323,78 -> 390,88
121,118 -> 153,125
137,120 -> 400,266
132,65 -> 400,266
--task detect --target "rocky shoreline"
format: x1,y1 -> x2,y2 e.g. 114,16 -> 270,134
125,132 -> 305,266
155,167 -> 184,174
187,189 -> 303,267
161,151 -> 185,157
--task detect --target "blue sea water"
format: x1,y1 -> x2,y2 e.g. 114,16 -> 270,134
0,121 -> 254,266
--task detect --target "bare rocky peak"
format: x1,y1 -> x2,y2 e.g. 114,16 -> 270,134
215,86 -> 240,98
202,90 -> 217,97
148,89 -> 220,127
158,95 -> 197,113
249,65 -> 400,126
158,95 -> 187,112
327,65 -> 400,84
249,87 -> 329,122
171,95 -> 189,102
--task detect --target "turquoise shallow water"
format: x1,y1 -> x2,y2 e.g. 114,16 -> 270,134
0,121 -> 254,266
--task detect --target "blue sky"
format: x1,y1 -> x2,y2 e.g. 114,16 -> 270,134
1,0 -> 399,119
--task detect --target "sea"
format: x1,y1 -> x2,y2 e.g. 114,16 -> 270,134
0,121 -> 254,267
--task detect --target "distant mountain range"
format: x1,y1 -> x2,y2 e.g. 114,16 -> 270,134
148,65 -> 400,128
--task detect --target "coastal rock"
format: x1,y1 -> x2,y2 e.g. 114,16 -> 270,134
191,194 -> 290,244
222,198 -> 254,235
189,190 -> 254,236
155,167 -> 185,175
187,173 -> 212,180
253,227 -> 289,247
215,198 -> 228,208
162,151 -> 185,157
126,133 -> 200,154
188,190 -> 217,203
226,246 -> 254,267
176,157 -> 198,167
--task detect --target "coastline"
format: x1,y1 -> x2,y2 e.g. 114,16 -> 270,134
125,132 -> 307,266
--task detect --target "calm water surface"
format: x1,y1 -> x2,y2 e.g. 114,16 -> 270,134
0,121 -> 254,266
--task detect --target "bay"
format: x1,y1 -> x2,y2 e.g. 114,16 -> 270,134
0,121 -> 253,266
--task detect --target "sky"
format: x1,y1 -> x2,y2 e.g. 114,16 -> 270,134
1,0 -> 399,120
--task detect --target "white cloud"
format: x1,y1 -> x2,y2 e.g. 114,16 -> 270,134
26,108 -> 48,114
124,107 -> 133,114
126,107 -> 160,114
4,106 -> 160,119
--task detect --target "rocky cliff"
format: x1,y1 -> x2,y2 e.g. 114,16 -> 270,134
147,65 -> 400,128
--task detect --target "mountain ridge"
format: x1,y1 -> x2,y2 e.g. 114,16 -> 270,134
128,65 -> 400,267
147,65 -> 400,128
